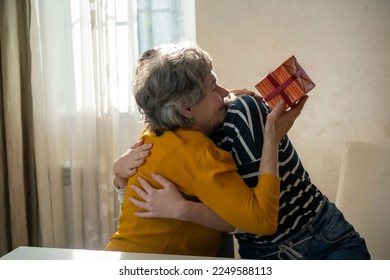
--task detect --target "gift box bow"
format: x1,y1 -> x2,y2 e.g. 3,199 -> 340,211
255,55 -> 315,109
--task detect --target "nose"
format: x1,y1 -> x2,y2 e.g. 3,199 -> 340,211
216,84 -> 229,98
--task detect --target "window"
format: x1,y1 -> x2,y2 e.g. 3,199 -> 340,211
137,0 -> 185,54
63,0 -> 195,113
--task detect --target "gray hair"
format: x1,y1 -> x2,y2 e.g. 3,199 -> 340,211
133,42 -> 213,136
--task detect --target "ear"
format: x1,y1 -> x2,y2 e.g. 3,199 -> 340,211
178,106 -> 193,120
176,97 -> 194,120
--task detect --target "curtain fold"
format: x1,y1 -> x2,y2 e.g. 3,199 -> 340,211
0,0 -> 37,255
29,0 -> 142,250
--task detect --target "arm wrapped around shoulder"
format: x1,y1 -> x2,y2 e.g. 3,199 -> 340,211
193,144 -> 280,236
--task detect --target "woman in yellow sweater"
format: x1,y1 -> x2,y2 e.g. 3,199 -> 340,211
105,42 -> 306,256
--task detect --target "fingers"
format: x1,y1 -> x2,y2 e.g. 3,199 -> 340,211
272,96 -> 308,117
127,176 -> 157,204
129,176 -> 163,219
128,174 -> 183,220
130,139 -> 153,161
229,88 -> 265,102
130,183 -> 149,202
253,95 -> 265,102
113,141 -> 152,179
137,142 -> 153,152
121,142 -> 152,172
291,95 -> 308,112
128,182 -> 155,217
151,173 -> 175,190
265,96 -> 309,143
128,196 -> 150,211
128,196 -> 155,218
137,176 -> 156,194
285,96 -> 309,120
229,88 -> 256,96
133,210 -> 153,218
131,158 -> 147,168
133,143 -> 153,160
130,138 -> 144,149
125,168 -> 137,177
272,99 -> 286,116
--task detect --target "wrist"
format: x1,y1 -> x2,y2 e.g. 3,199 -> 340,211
175,200 -> 195,221
112,175 -> 128,189
264,126 -> 280,146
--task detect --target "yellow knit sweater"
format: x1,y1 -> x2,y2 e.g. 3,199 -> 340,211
105,129 -> 279,256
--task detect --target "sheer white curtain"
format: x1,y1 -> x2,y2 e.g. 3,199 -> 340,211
30,0 -> 143,249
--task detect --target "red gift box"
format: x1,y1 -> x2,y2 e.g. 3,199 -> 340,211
254,56 -> 315,109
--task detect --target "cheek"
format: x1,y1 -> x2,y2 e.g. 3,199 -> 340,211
210,101 -> 224,124
196,95 -> 224,128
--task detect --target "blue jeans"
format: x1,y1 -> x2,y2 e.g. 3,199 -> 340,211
238,199 -> 371,260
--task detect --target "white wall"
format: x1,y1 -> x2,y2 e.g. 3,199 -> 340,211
195,0 -> 390,200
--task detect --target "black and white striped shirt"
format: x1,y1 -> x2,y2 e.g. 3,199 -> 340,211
211,95 -> 324,244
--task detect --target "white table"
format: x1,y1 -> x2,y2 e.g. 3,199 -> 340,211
0,246 -> 223,260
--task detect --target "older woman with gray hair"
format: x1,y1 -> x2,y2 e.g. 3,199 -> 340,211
105,41 -> 307,256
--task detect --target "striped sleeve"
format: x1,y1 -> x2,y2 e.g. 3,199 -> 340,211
222,95 -> 270,188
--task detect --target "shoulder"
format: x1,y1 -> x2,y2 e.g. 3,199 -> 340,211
144,129 -> 237,169
144,129 -> 216,156
223,95 -> 268,132
196,140 -> 237,169
224,95 -> 269,127
228,95 -> 269,116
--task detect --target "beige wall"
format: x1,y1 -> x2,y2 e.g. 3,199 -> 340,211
195,0 -> 390,200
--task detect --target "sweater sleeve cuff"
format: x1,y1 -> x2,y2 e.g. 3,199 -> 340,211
112,175 -> 126,204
